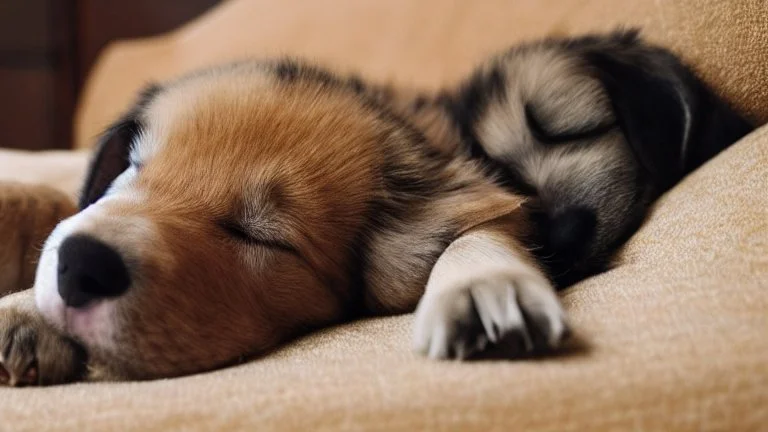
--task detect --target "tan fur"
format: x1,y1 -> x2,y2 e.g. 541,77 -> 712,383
0,183 -> 75,297
362,84 -> 464,156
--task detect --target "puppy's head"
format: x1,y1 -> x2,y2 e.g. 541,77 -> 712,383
33,61 -> 411,379
453,30 -> 754,285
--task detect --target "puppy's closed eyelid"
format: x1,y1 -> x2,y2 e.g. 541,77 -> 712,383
218,220 -> 298,254
525,104 -> 616,144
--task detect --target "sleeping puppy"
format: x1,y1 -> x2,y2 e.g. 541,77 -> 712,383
0,60 -> 566,385
441,29 -> 754,285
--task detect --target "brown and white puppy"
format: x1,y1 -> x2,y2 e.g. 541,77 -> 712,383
0,60 -> 566,385
441,30 -> 754,285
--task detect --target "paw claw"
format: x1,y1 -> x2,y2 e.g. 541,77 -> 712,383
0,358 -> 39,387
8,364 -> 37,387
0,305 -> 86,386
413,273 -> 568,360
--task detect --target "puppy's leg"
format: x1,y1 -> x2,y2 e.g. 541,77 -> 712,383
0,289 -> 86,386
413,216 -> 568,359
0,182 -> 76,297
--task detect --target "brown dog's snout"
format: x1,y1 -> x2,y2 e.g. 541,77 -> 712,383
57,234 -> 131,308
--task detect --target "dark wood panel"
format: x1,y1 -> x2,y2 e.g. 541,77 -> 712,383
0,0 -> 74,150
0,0 -> 51,53
49,0 -> 76,150
0,69 -> 56,150
0,0 -> 219,150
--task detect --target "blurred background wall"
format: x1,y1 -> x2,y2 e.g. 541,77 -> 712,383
0,0 -> 221,151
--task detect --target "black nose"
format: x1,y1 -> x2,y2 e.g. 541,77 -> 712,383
530,206 -> 598,288
546,207 -> 597,260
57,234 -> 131,308
532,206 -> 597,264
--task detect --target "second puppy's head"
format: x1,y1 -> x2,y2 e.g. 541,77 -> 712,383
452,30 -> 754,285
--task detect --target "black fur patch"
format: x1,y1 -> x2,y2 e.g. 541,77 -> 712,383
585,49 -> 690,191
79,84 -> 161,209
271,59 -> 339,88
578,30 -> 754,192
451,65 -> 507,159
682,78 -> 754,174
273,60 -> 301,81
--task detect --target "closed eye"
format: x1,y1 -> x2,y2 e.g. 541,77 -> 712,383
525,104 -> 616,145
219,220 -> 299,255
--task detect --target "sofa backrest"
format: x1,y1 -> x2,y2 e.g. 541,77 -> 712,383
74,0 -> 768,149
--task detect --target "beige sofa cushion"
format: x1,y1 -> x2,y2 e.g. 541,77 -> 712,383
3,124 -> 766,431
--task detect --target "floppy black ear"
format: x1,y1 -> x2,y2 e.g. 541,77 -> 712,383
79,85 -> 161,210
79,119 -> 138,209
587,46 -> 696,191
683,81 -> 754,175
586,39 -> 754,192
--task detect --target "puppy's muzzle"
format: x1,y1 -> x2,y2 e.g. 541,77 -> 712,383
57,234 -> 131,308
529,205 -> 599,286
542,207 -> 597,260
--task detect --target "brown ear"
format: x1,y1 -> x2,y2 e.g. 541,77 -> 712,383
449,188 -> 528,236
79,85 -> 161,209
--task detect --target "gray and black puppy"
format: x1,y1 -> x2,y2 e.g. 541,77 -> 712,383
438,29 -> 754,285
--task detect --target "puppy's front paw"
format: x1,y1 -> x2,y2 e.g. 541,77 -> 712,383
0,305 -> 86,386
412,273 -> 568,360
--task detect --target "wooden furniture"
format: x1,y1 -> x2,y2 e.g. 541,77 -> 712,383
0,0 -> 219,151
